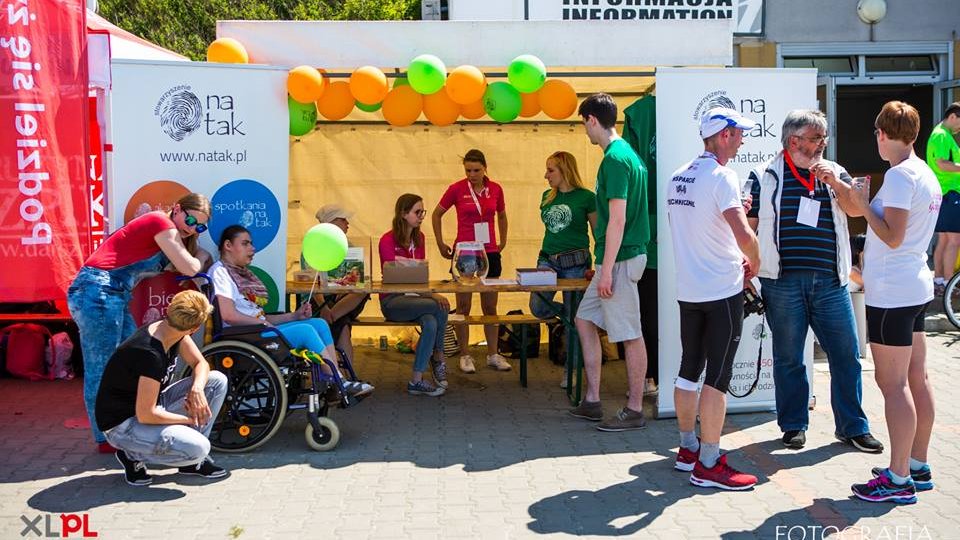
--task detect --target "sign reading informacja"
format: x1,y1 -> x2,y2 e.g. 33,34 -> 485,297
561,0 -> 735,21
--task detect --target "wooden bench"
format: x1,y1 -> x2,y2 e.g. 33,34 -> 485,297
352,314 -> 544,387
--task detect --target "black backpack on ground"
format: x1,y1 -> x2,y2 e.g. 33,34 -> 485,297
497,310 -> 540,359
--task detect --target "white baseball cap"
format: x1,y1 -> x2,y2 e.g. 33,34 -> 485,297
315,204 -> 353,223
699,107 -> 758,138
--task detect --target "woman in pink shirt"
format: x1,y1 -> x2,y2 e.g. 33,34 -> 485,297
431,149 -> 512,374
380,194 -> 450,397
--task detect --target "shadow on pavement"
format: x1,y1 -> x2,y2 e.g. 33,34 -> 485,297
526,456 -> 756,536
27,474 -> 185,512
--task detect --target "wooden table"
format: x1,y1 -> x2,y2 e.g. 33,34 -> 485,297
286,279 -> 589,403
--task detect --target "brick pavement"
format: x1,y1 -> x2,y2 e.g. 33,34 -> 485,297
1,332 -> 958,539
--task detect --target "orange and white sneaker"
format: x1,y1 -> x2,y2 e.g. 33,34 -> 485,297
690,454 -> 757,491
675,444 -> 700,472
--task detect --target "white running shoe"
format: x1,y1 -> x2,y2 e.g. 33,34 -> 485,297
486,353 -> 512,371
459,355 -> 477,374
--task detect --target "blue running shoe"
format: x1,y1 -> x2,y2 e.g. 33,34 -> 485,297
853,469 -> 917,504
872,465 -> 934,492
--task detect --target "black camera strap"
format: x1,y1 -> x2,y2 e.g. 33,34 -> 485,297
728,314 -> 765,399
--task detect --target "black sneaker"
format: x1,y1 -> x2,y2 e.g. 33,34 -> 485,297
837,432 -> 884,454
115,450 -> 152,486
782,430 -> 806,449
178,457 -> 228,478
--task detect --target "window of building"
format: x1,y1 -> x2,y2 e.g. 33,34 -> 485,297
864,55 -> 937,75
783,56 -> 855,75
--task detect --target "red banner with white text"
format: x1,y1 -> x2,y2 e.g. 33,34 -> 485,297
0,0 -> 90,302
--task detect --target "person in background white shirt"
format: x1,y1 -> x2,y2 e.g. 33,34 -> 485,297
846,101 -> 942,504
666,107 -> 760,491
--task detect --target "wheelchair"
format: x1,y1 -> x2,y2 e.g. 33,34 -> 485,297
182,274 -> 369,452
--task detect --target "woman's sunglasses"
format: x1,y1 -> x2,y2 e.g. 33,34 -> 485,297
184,213 -> 208,234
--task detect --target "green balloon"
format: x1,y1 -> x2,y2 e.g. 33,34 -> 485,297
356,100 -> 382,112
407,54 -> 446,95
302,223 -> 348,272
289,96 -> 317,136
483,82 -> 522,123
393,77 -> 409,89
507,54 -> 547,93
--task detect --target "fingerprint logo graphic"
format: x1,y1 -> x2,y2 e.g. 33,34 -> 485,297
707,95 -> 737,111
543,204 -> 573,234
158,90 -> 203,141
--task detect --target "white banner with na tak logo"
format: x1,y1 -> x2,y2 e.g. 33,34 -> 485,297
108,60 -> 289,322
655,67 -> 817,417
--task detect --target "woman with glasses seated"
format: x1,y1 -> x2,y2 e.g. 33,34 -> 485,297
380,194 -> 450,397
68,193 -> 212,453
210,225 -> 373,398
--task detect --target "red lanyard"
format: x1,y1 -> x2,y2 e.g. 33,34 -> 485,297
784,151 -> 816,197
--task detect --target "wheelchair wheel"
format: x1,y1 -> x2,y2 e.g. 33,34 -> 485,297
304,416 -> 340,451
202,340 -> 288,453
945,271 -> 960,330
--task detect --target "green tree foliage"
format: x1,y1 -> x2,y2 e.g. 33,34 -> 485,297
98,0 -> 422,61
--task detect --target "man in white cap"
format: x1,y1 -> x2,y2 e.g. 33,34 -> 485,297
667,107 -> 760,490
306,204 -> 369,362
315,204 -> 353,234
746,110 -> 882,455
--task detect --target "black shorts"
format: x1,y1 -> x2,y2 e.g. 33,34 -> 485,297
486,252 -> 502,279
935,190 -> 960,233
866,303 -> 928,346
677,293 -> 744,393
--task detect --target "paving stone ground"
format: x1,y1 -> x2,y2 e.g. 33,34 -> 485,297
2,332 -> 958,539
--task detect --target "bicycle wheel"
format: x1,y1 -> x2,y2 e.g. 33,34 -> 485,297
945,272 -> 960,330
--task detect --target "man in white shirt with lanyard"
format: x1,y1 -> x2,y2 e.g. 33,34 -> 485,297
667,107 -> 761,490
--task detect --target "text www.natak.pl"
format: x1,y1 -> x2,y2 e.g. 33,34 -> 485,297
159,148 -> 248,164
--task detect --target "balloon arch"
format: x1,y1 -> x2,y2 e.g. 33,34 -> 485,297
207,38 -> 579,135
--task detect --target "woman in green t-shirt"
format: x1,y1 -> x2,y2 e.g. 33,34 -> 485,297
530,151 -> 597,320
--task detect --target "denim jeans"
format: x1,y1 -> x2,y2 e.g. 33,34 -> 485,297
380,295 -> 448,374
271,319 -> 335,352
104,371 -> 227,467
760,271 -> 870,437
67,253 -> 167,444
529,259 -> 588,319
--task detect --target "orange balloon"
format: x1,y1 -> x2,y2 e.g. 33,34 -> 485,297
423,89 -> 461,126
460,98 -> 486,120
316,81 -> 354,121
317,68 -> 330,95
206,38 -> 248,63
445,65 -> 487,105
519,91 -> 541,118
381,85 -> 423,127
350,66 -> 389,105
539,79 -> 578,120
288,65 -> 326,104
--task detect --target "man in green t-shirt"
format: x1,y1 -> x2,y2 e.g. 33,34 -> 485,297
569,93 -> 651,432
927,102 -> 960,291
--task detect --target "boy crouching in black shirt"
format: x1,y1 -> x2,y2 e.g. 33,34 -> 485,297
96,290 -> 227,485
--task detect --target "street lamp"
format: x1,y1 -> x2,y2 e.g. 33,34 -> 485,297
857,0 -> 887,41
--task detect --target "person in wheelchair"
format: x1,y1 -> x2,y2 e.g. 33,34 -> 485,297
210,225 -> 373,398
96,290 -> 227,486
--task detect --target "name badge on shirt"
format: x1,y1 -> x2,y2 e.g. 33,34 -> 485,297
474,222 -> 491,244
797,197 -> 821,228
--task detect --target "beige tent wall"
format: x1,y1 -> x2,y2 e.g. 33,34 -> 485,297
286,72 -> 655,345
